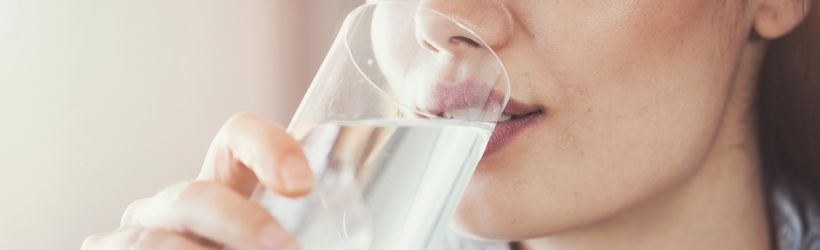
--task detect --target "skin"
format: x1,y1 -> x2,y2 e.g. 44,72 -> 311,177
83,0 -> 812,249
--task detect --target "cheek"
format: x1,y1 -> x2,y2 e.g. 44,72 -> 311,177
453,0 -> 750,239
554,0 -> 748,180
533,0 -> 726,80
532,0 -> 746,193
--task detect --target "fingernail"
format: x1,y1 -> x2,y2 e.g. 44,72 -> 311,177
260,224 -> 296,250
280,156 -> 314,193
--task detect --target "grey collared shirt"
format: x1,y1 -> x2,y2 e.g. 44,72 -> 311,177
772,181 -> 820,250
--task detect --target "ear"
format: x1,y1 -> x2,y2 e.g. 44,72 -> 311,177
753,0 -> 812,39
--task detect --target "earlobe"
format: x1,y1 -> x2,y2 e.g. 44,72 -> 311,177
753,0 -> 812,39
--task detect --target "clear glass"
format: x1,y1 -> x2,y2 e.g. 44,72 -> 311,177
252,2 -> 510,250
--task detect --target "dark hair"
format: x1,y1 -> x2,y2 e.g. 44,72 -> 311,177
757,0 -> 820,243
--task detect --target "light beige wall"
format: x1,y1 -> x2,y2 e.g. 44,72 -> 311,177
0,0 -> 360,249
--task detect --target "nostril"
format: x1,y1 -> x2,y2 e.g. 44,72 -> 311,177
449,36 -> 481,48
419,35 -> 482,54
420,39 -> 439,53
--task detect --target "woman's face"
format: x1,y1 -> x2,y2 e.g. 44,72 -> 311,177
373,0 -> 756,240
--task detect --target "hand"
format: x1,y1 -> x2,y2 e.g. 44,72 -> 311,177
82,112 -> 315,250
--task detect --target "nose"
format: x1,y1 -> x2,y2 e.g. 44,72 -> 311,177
415,0 -> 514,55
407,0 -> 513,121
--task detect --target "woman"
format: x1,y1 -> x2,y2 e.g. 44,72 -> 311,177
82,0 -> 820,249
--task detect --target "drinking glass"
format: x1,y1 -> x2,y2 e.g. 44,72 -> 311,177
253,2 -> 510,249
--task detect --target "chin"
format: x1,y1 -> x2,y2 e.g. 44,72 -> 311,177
447,164 -> 609,242
448,214 -> 512,241
449,185 -> 556,241
449,204 -> 549,242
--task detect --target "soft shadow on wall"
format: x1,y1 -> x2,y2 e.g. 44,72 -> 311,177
0,1 -> 361,249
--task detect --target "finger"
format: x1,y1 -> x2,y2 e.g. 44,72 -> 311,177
120,199 -> 222,247
121,181 -> 296,250
82,227 -> 215,250
198,111 -> 314,197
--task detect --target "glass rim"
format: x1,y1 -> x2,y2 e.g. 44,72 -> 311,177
340,1 -> 511,123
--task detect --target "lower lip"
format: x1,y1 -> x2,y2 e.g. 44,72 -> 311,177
483,113 -> 542,156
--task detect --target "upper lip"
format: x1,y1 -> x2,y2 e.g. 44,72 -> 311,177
423,80 -> 542,122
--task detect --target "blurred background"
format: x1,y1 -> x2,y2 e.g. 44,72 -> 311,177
0,0 -> 360,249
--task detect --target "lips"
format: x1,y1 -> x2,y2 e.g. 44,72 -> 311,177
422,80 -> 502,121
418,81 -> 542,156
483,99 -> 544,156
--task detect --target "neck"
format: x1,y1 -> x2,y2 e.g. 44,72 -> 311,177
520,42 -> 771,250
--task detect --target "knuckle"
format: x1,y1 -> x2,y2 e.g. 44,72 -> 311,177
220,112 -> 290,147
224,111 -> 286,138
81,233 -> 104,250
225,111 -> 262,128
120,198 -> 149,226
